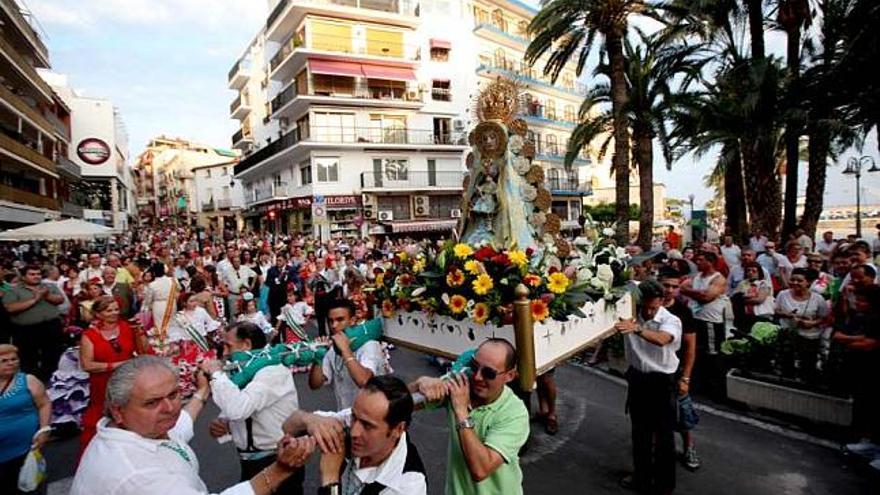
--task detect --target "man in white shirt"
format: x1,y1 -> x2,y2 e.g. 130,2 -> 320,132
748,229 -> 769,254
284,376 -> 427,495
72,355 -> 314,495
757,242 -> 793,288
309,299 -> 388,410
816,231 -> 838,261
224,256 -> 255,319
616,279 -> 681,495
719,235 -> 742,271
201,322 -> 304,494
76,252 -> 105,295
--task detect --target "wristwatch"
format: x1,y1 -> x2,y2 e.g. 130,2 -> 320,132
634,326 -> 644,336
318,483 -> 340,495
456,417 -> 475,431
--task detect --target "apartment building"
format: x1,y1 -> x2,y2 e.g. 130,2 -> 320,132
47,73 -> 135,231
232,0 -> 472,239
134,136 -> 245,232
0,0 -> 82,227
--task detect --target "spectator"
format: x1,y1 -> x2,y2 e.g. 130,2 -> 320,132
103,267 -> 134,319
720,235 -> 741,271
665,226 -> 682,250
757,241 -> 793,291
775,268 -> 832,382
816,231 -> 837,261
748,228 -> 768,254
795,228 -> 814,252
731,262 -> 775,333
2,265 -> 66,381
681,252 -> 728,356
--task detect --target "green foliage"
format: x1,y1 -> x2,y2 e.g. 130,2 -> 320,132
584,203 -> 640,222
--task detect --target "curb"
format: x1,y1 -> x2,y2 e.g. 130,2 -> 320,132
570,361 -> 840,451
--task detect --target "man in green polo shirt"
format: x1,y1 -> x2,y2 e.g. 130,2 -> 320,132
412,338 -> 529,495
2,264 -> 65,380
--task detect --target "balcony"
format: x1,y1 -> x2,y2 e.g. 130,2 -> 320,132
546,177 -> 589,196
230,94 -> 251,120
522,105 -> 576,129
235,126 -> 467,177
60,200 -> 84,218
476,54 -> 587,99
56,155 -> 81,180
0,131 -> 56,175
249,182 -> 289,206
267,0 -> 420,43
0,84 -> 57,138
271,77 -> 423,120
0,34 -> 54,103
217,198 -> 233,209
232,129 -> 253,150
361,170 -> 462,190
269,31 -> 420,82
202,200 -> 216,212
473,22 -> 529,51
0,183 -> 58,211
0,0 -> 49,68
228,58 -> 251,89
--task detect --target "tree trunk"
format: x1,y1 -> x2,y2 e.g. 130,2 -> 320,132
635,129 -> 654,250
745,0 -> 766,61
723,142 -> 749,243
607,33 -> 631,245
799,123 -> 830,238
782,23 -> 802,240
741,138 -> 782,238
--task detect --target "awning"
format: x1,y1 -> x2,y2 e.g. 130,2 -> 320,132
388,219 -> 457,233
309,59 -> 364,78
361,64 -> 417,81
430,39 -> 451,49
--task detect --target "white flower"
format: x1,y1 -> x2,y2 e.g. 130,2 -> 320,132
604,292 -> 615,301
577,267 -> 593,285
597,264 -> 614,283
411,287 -> 426,297
441,293 -> 450,305
615,247 -> 627,259
546,255 -> 562,270
509,135 -> 524,153
529,212 -> 547,226
522,184 -> 537,201
514,157 -> 531,174
590,277 -> 606,290
602,227 -> 615,237
542,233 -> 556,245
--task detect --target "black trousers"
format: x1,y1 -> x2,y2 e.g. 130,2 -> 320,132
240,455 -> 305,495
12,318 -> 64,382
0,454 -> 26,494
626,367 -> 676,495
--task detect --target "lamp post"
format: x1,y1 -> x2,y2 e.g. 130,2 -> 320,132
688,194 -> 695,243
842,156 -> 879,238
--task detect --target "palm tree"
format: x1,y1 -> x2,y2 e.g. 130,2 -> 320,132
562,32 -> 702,249
526,0 -> 660,244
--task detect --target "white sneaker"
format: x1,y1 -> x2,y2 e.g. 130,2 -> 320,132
844,441 -> 880,457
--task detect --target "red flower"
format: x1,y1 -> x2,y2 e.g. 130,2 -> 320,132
399,274 -> 413,286
540,293 -> 555,304
392,256 -> 402,266
526,247 -> 535,256
397,298 -> 411,311
474,245 -> 498,262
490,254 -> 511,267
548,266 -> 559,275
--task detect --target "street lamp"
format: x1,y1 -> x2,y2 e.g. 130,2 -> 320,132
842,155 -> 880,238
688,194 -> 695,243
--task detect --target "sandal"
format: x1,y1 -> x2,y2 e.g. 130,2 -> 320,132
544,415 -> 558,435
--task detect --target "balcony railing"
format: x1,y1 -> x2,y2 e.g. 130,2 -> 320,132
230,95 -> 247,114
268,0 -> 419,30
0,130 -> 55,174
0,183 -> 58,210
546,178 -> 581,192
232,129 -> 244,146
217,198 -> 233,209
202,200 -> 215,212
0,0 -> 49,64
430,88 -> 451,101
61,201 -> 84,218
56,155 -> 81,179
251,182 -> 289,205
0,35 -> 53,101
235,126 -> 466,175
361,170 -> 462,189
44,111 -> 71,140
473,23 -> 529,45
476,54 -> 588,97
271,79 -> 422,113
270,31 -> 419,73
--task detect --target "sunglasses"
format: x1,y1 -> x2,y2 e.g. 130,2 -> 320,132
468,360 -> 506,381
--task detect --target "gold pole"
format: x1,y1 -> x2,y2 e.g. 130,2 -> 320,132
512,283 -> 536,391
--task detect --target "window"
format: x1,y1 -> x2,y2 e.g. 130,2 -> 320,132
564,105 -> 576,123
517,20 -> 529,39
562,72 -> 574,89
273,173 -> 283,186
377,195 -> 411,219
546,135 -> 558,155
427,159 -> 437,186
431,80 -> 451,101
369,114 -> 406,144
491,9 -> 506,31
494,48 -> 506,69
312,75 -> 355,96
300,162 -> 312,185
205,169 -> 212,178
430,47 -> 449,62
433,118 -> 451,144
378,158 -> 409,182
473,6 -> 489,24
313,112 -> 355,143
546,99 -> 557,120
315,157 -> 339,182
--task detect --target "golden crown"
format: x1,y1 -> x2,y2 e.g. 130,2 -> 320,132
474,77 -> 522,124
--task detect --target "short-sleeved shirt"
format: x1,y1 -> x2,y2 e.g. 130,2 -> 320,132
321,340 -> 387,410
445,385 -> 529,495
2,283 -> 62,326
624,306 -> 682,374
775,290 -> 830,339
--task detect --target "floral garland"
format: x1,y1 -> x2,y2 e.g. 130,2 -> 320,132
371,224 -> 629,327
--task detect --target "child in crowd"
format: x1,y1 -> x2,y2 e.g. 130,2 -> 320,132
236,292 -> 273,338
275,288 -> 313,344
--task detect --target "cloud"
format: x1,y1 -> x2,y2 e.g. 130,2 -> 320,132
28,0 -> 264,30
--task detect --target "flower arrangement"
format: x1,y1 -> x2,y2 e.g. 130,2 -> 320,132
371,226 -> 630,327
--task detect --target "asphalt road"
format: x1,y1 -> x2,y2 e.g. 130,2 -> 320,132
44,346 -> 875,494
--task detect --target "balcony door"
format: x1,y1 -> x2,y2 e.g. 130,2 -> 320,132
313,112 -> 356,143
369,114 -> 406,144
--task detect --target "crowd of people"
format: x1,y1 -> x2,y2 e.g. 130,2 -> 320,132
0,222 -> 877,494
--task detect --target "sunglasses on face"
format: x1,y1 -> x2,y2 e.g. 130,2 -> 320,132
468,360 -> 506,381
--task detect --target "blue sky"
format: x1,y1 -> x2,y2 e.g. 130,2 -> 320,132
26,0 -> 880,209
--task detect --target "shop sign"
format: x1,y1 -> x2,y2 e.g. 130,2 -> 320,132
323,195 -> 361,209
77,138 -> 111,165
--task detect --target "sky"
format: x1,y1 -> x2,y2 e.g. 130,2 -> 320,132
23,0 -> 880,210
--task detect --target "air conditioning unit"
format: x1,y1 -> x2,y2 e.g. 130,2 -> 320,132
378,210 -> 394,221
450,208 -> 462,218
362,194 -> 377,208
363,208 -> 376,219
453,119 -> 466,131
412,195 -> 430,217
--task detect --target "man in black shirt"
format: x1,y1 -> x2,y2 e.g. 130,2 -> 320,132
658,267 -> 701,471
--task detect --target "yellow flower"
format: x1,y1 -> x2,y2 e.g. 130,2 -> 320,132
473,303 -> 490,324
453,243 -> 474,259
530,299 -> 550,321
508,249 -> 528,267
464,259 -> 482,275
449,295 -> 468,314
446,268 -> 465,287
547,272 -> 570,294
375,273 -> 384,286
398,251 -> 408,262
472,273 -> 494,295
412,259 -> 425,273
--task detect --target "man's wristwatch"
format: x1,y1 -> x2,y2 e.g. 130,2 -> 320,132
634,326 -> 644,336
318,483 -> 340,495
456,417 -> 475,431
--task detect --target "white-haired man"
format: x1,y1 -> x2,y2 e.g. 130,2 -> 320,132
71,356 -> 314,495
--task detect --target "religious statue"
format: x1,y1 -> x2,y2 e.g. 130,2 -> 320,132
458,78 -> 567,256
